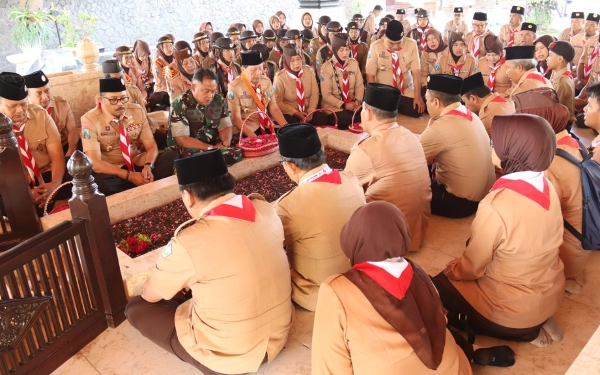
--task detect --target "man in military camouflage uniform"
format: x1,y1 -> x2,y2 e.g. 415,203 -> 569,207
169,68 -> 240,163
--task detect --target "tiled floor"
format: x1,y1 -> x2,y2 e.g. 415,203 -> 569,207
52,114 -> 600,375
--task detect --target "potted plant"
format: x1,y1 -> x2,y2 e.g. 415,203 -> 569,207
8,1 -> 51,53
54,10 -> 98,48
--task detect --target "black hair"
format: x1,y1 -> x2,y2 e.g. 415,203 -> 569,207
428,90 -> 461,107
462,85 -> 492,99
192,68 -> 217,82
179,172 -> 236,201
281,149 -> 326,171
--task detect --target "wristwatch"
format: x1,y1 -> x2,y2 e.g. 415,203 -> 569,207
144,162 -> 155,170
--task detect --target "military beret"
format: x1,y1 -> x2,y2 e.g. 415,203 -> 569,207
277,123 -> 322,158
326,21 -> 343,32
0,72 -> 28,101
175,149 -> 228,185
262,29 -> 276,40
549,41 -> 576,62
173,41 -> 193,61
226,27 -> 240,37
510,6 -> 525,15
99,78 -> 126,93
454,7 -> 463,13
427,74 -> 463,95
214,37 -> 237,50
417,9 -> 429,18
318,15 -> 331,25
460,72 -> 486,95
284,29 -> 303,41
364,83 -> 400,111
587,13 -> 600,23
396,9 -> 406,15
473,12 -> 488,21
386,20 -> 404,41
505,45 -> 536,60
239,30 -> 258,41
346,21 -> 359,31
571,12 -> 584,19
521,22 -> 537,33
23,70 -> 49,89
102,59 -> 123,74
240,50 -> 263,66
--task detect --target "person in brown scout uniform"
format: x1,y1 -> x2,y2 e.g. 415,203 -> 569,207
300,12 -> 316,36
274,124 -> 365,311
574,13 -> 600,90
432,113 -> 565,349
23,70 -> 79,158
352,14 -> 372,46
284,29 -> 312,66
460,72 -> 516,136
319,33 -> 365,130
366,20 -> 425,118
421,74 -> 495,217
534,35 -> 556,79
420,29 -> 449,83
574,35 -> 600,121
301,29 -> 319,69
395,8 -> 412,36
192,32 -> 212,68
519,22 -> 537,46
151,36 -> 174,111
347,21 -> 369,76
408,9 -> 433,53
499,5 -> 525,47
252,19 -> 264,42
273,45 -> 323,124
269,29 -> 288,67
316,21 -> 344,71
363,5 -> 382,37
478,35 -> 511,94
504,45 -> 553,98
262,29 -> 277,54
465,12 -> 494,60
228,50 -> 288,137
131,40 -> 154,99
126,149 -> 294,375
559,12 -> 585,41
438,32 -> 477,79
211,37 -> 242,95
250,43 -> 280,83
547,41 -> 577,124
226,26 -> 242,56
345,83 -> 431,251
114,46 -> 147,103
316,15 -> 332,46
239,30 -> 258,52
80,78 -> 177,196
312,201 -> 481,373
443,7 -> 469,44
0,72 -> 68,209
165,41 -> 199,102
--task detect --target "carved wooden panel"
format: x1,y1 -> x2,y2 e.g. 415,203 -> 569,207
0,296 -> 52,352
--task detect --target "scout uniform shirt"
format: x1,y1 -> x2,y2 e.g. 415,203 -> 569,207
583,47 -> 600,85
123,67 -> 148,101
345,124 -> 432,252
146,193 -> 294,374
319,58 -> 365,112
152,56 -> 170,93
165,63 -> 196,102
420,103 -> 495,202
80,102 -> 153,166
446,171 -> 565,329
46,96 -> 76,149
465,30 -> 494,59
572,33 -> 598,70
131,56 -> 153,93
559,25 -> 583,41
227,76 -> 275,134
16,105 -> 62,174
169,90 -> 232,153
551,67 -> 576,122
477,93 -> 516,137
504,68 -> 553,98
315,45 -> 333,72
275,167 -> 366,311
420,47 -> 450,83
437,53 -> 477,78
268,48 -> 283,68
478,57 -> 511,94
349,41 -> 369,77
366,38 -> 420,98
273,65 -> 319,116
444,20 -> 469,43
498,23 -> 523,47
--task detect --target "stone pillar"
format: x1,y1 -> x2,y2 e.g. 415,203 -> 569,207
67,151 -> 127,327
76,38 -> 100,72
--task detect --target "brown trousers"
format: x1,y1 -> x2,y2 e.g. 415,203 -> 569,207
125,295 -> 248,375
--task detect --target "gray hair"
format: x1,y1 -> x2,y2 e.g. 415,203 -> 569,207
508,58 -> 536,71
363,102 -> 397,121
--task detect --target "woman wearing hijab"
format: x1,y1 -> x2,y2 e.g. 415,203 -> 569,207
165,41 -> 199,102
477,35 -> 511,94
269,15 -> 281,33
113,46 -> 145,97
319,33 -> 364,130
131,40 -> 153,99
433,113 -> 566,349
151,35 -> 174,109
199,22 -> 213,33
274,45 -> 324,125
420,29 -> 449,83
276,11 -> 290,31
301,12 -> 318,37
534,35 -> 557,79
212,37 -> 241,95
192,32 -> 212,68
252,19 -> 264,42
312,202 -> 473,374
512,88 -> 590,295
438,32 -> 476,78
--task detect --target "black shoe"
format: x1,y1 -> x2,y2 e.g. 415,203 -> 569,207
472,345 -> 515,367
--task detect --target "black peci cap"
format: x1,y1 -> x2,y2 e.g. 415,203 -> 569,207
0,72 -> 28,101
426,74 -> 463,95
23,70 -> 49,89
277,123 -> 322,158
460,72 -> 486,95
175,149 -> 228,185
364,83 -> 401,111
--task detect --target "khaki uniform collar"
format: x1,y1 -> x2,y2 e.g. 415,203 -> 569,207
428,102 -> 461,126
199,192 -> 237,217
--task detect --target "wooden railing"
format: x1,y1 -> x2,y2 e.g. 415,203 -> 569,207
0,150 -> 127,374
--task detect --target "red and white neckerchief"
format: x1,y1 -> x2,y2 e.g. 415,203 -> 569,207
217,60 -> 234,84
507,28 -> 519,47
487,57 -> 506,90
276,48 -> 282,56
334,62 -> 352,103
557,134 -> 581,149
286,69 -> 305,112
526,71 -> 548,84
416,25 -> 431,51
205,195 -> 256,222
350,42 -> 359,59
12,120 -> 42,184
562,70 -> 574,79
353,258 -> 414,300
46,106 -> 53,115
492,171 -> 550,210
449,62 -> 464,76
388,49 -> 404,95
491,94 -> 508,103
447,105 -> 473,120
113,117 -> 133,171
254,85 -> 270,128
299,164 -> 341,186
584,45 -> 600,80
471,32 -> 488,58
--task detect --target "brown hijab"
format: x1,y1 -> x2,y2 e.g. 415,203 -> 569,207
492,114 -> 557,174
132,39 -> 150,65
513,87 -> 570,134
340,202 -> 447,370
424,28 -> 447,54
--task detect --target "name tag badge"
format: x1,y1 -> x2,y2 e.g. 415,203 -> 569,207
100,131 -> 116,136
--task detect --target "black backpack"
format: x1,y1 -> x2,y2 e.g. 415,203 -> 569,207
555,148 -> 600,250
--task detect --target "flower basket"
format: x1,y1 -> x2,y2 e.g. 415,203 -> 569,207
349,105 -> 364,134
238,110 -> 279,158
43,181 -> 72,216
304,108 -> 338,129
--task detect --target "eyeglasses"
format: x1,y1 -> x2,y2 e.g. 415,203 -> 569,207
472,23 -> 486,28
103,96 -> 130,105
